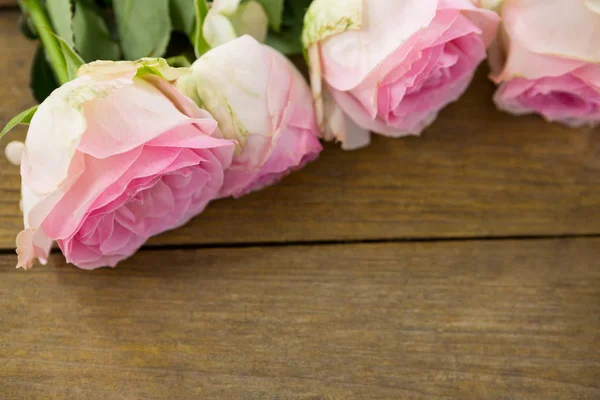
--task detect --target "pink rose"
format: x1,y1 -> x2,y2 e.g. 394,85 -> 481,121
303,0 -> 500,149
491,0 -> 600,127
17,60 -> 235,270
177,35 -> 323,198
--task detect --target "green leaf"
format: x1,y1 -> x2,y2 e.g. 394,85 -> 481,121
30,45 -> 60,103
113,0 -> 172,60
193,0 -> 210,57
286,0 -> 313,17
266,0 -> 311,55
72,0 -> 121,62
1,106 -> 38,139
46,0 -> 75,47
170,0 -> 196,35
255,0 -> 284,31
266,26 -> 303,54
54,34 -> 85,81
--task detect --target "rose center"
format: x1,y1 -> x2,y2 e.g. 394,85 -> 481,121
548,91 -> 587,108
421,66 -> 452,92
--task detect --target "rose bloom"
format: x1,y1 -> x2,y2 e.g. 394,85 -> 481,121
491,0 -> 600,127
303,0 -> 500,149
17,60 -> 235,270
177,35 -> 323,198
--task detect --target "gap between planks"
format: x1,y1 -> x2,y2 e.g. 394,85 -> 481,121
0,232 -> 598,258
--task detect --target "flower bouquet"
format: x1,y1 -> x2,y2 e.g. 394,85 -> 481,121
3,0 -> 598,270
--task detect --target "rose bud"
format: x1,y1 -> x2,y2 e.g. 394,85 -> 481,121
177,35 -> 323,198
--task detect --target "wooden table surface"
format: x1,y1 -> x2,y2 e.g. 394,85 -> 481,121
0,9 -> 599,400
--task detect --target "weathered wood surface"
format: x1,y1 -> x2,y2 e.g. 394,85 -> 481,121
1,7 -> 600,400
1,238 -> 599,399
0,11 -> 599,250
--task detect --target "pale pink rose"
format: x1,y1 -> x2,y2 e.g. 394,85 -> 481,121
17,60 -> 235,270
303,0 -> 500,149
177,35 -> 323,198
491,0 -> 600,127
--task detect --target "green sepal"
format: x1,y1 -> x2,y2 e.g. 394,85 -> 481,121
134,58 -> 190,81
166,55 -> 192,68
301,0 -> 362,49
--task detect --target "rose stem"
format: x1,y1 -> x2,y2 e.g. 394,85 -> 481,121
20,0 -> 69,85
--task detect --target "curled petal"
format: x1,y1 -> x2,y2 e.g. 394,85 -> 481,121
16,228 -> 51,270
323,91 -> 371,150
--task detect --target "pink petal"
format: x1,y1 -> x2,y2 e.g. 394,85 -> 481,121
77,79 -> 192,159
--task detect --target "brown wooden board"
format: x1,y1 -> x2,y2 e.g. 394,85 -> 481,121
1,11 -> 600,251
1,238 -> 599,399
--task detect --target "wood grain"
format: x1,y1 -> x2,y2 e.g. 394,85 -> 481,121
1,10 -> 600,250
0,1 -> 17,8
1,238 -> 599,399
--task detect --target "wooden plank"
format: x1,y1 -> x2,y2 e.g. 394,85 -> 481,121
1,238 -> 599,399
0,1 -> 17,7
1,10 -> 600,250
